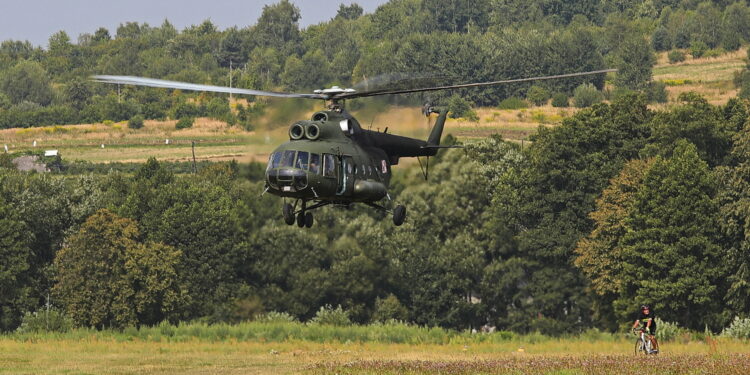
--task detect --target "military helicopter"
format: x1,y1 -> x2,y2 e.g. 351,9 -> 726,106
93,69 -> 614,227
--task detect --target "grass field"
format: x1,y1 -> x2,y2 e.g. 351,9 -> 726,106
0,48 -> 745,165
2,335 -> 749,374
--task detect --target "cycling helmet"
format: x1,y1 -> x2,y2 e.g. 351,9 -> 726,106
640,304 -> 651,310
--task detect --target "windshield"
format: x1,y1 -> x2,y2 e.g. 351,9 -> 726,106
267,152 -> 282,170
295,151 -> 309,170
280,150 -> 296,168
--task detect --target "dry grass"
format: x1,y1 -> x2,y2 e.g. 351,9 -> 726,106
654,47 -> 746,105
1,338 -> 749,375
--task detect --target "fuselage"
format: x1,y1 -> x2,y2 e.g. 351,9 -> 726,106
264,110 -> 392,203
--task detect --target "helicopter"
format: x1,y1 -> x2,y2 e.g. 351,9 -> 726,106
93,69 -> 614,227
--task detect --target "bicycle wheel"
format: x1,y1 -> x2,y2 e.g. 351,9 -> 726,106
635,338 -> 645,355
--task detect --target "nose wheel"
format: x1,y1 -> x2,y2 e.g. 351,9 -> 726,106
283,200 -> 317,228
393,205 -> 406,226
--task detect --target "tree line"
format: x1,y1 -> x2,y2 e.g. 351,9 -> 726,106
2,92 -> 750,334
1,0 -> 749,129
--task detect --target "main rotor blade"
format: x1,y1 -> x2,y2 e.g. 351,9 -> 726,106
91,75 -> 326,99
334,69 -> 617,100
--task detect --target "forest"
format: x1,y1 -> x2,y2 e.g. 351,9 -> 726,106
3,0 -> 750,335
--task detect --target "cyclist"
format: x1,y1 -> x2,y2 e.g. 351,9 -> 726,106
632,304 -> 659,354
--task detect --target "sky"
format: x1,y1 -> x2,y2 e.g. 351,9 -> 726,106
0,0 -> 389,48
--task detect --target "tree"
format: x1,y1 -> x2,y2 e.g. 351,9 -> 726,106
0,199 -> 35,331
527,85 -> 551,106
573,83 -> 603,108
253,0 -> 301,52
336,3 -> 364,20
651,26 -> 672,51
613,36 -> 656,91
53,209 -> 185,329
616,141 -> 726,331
0,60 -> 54,106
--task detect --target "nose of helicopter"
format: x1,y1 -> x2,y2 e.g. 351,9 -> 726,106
266,167 -> 308,193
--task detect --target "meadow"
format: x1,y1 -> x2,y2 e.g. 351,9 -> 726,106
2,322 -> 749,374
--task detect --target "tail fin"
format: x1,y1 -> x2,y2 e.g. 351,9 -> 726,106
427,108 -> 448,146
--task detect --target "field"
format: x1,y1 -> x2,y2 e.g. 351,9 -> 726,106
0,48 -> 745,165
2,334 -> 750,374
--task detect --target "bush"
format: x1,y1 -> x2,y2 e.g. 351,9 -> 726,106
309,305 -> 351,326
447,95 -> 479,121
373,294 -> 409,323
690,41 -> 708,58
551,93 -> 569,107
498,97 -> 529,110
651,26 -> 672,51
573,83 -> 603,108
667,50 -> 686,64
258,311 -> 298,323
176,117 -> 194,130
722,316 -> 750,339
128,115 -> 144,129
655,318 -> 687,341
704,48 -> 725,59
526,85 -> 550,106
16,309 -> 73,333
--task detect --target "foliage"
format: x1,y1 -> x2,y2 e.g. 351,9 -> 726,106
497,97 -> 528,110
175,117 -> 194,130
526,86 -> 551,106
52,209 -> 187,329
0,199 -> 35,331
613,36 -> 656,91
573,83 -> 603,108
721,317 -> 750,339
127,115 -> 144,129
668,50 -> 686,64
258,311 -> 298,323
690,41 -> 709,58
0,60 -> 53,106
309,305 -> 352,326
447,95 -> 478,121
15,309 -> 72,333
551,93 -> 569,107
655,318 -> 688,342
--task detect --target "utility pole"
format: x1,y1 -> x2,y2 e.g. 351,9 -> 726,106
229,60 -> 233,103
192,141 -> 197,174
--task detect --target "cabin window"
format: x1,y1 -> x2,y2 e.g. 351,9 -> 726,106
295,151 -> 309,170
267,152 -> 282,170
323,154 -> 336,177
346,161 -> 353,174
309,153 -> 321,174
280,150 -> 296,168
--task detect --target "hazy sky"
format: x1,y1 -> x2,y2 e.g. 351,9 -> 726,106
0,0 -> 389,47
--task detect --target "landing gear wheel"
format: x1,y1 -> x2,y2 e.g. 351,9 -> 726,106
283,203 -> 295,225
296,212 -> 305,228
393,205 -> 406,226
305,212 -> 314,228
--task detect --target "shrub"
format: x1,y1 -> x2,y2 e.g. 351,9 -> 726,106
176,117 -> 194,130
16,309 -> 73,333
667,50 -> 686,64
526,85 -> 550,106
551,93 -> 569,107
309,305 -> 351,326
651,26 -> 672,51
498,97 -> 529,110
690,41 -> 708,58
704,48 -> 725,59
373,294 -> 409,323
103,120 -> 114,126
258,311 -> 298,323
655,318 -> 687,341
447,95 -> 478,121
127,115 -> 144,129
573,83 -> 603,108
722,316 -> 750,339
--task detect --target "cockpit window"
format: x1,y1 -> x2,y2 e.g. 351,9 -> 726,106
295,151 -> 309,170
267,152 -> 282,170
280,150 -> 296,168
323,154 -> 336,177
309,153 -> 321,174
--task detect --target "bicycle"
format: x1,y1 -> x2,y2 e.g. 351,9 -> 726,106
633,328 -> 657,355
